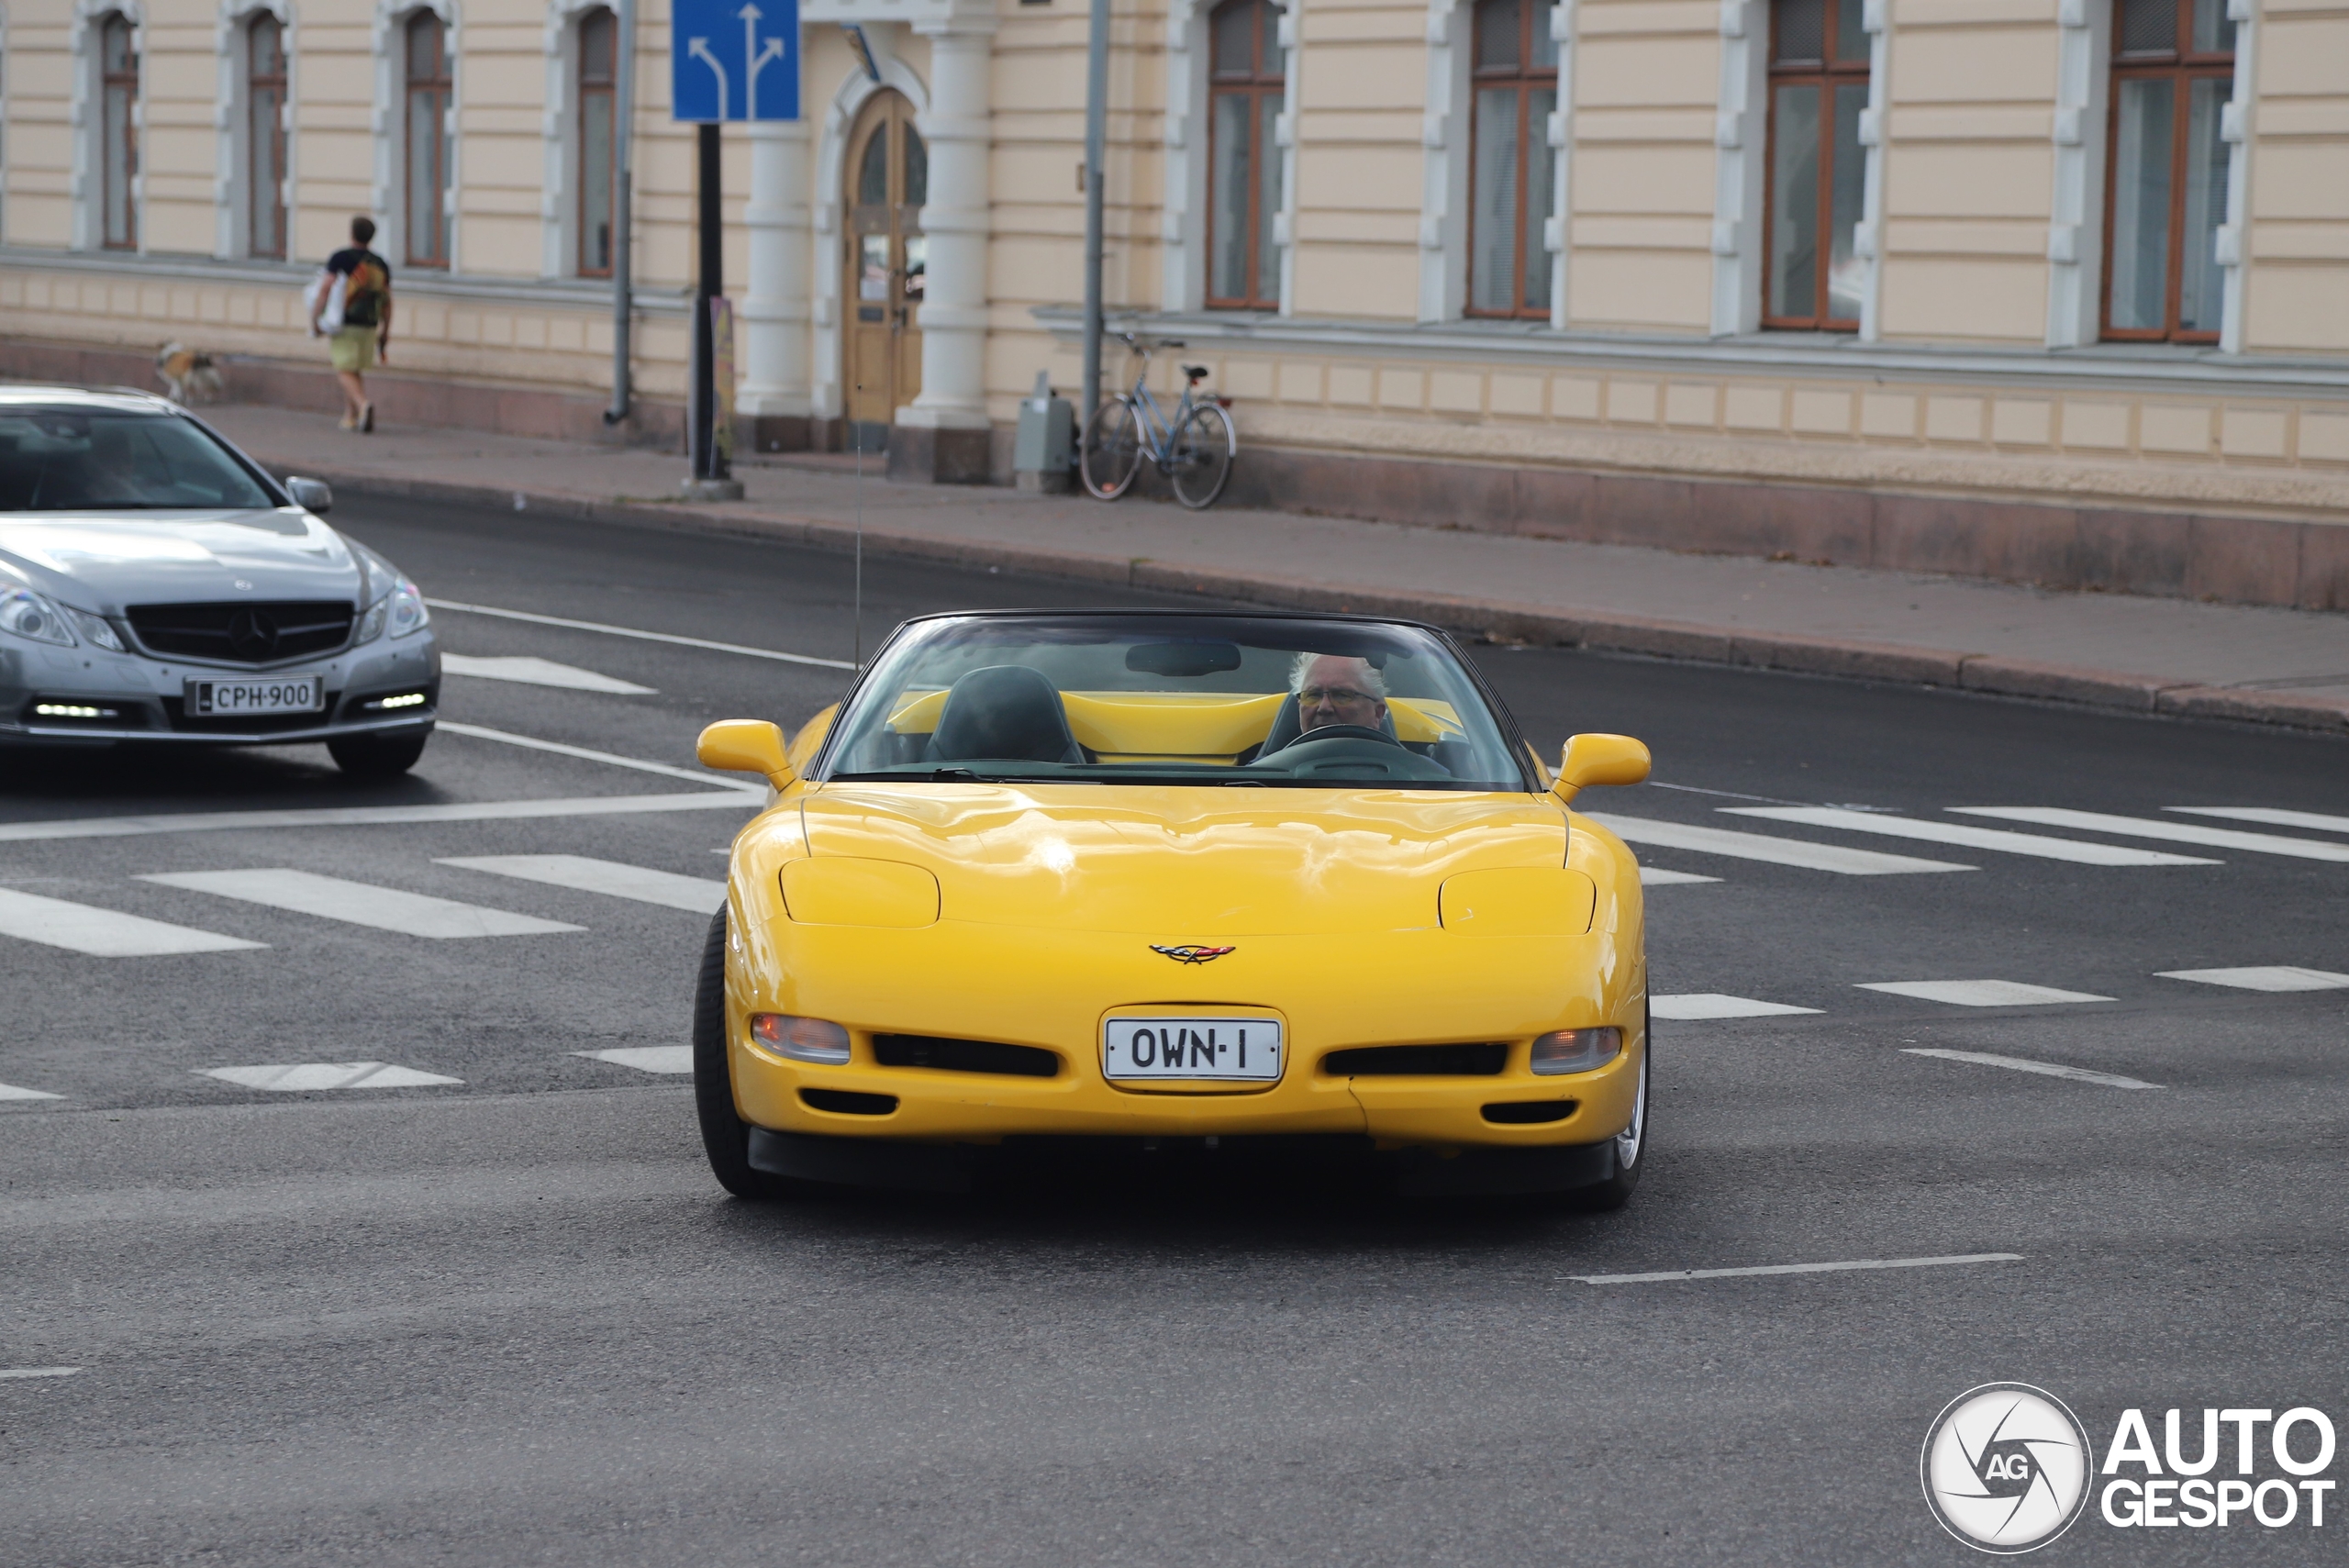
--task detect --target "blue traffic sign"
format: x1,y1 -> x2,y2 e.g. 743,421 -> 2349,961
672,0 -> 799,122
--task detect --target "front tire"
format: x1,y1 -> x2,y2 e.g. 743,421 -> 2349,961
1169,402 -> 1235,510
328,729 -> 428,779
1571,1006 -> 1649,1213
1078,398 -> 1143,500
693,907 -> 805,1200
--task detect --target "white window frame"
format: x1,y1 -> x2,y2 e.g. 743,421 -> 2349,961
72,0 -> 143,253
1162,0 -> 1299,315
1417,0 -> 1571,326
539,0 -> 615,278
374,0 -> 460,272
2051,0 -> 2256,350
1709,0 -> 1885,339
215,0 -> 295,261
1,5 -> 12,244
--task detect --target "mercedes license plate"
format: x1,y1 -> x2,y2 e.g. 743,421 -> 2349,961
1102,1017 -> 1282,1082
187,674 -> 325,717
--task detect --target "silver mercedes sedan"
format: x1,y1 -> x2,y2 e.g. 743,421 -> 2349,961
0,385 -> 439,777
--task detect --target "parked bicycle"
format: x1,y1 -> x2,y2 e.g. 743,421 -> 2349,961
1078,333 -> 1236,509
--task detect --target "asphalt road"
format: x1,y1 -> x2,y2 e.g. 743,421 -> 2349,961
4,492 -> 2345,1565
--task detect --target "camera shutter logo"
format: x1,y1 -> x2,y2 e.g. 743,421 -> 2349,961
1920,1384 -> 2095,1553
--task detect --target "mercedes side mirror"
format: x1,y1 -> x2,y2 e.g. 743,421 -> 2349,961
285,476 -> 333,515
697,719 -> 797,789
1551,733 -> 1651,805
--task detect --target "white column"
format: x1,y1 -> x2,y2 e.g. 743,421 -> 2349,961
900,16 -> 996,431
739,116 -> 814,418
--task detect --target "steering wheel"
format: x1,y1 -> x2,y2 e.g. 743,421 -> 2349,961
1275,722 -> 1405,752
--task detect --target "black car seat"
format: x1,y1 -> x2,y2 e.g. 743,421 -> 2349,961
925,665 -> 1085,765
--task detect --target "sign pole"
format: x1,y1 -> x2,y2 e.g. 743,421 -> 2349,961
686,122 -> 740,495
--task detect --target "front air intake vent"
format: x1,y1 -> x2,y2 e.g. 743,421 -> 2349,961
127,600 -> 354,664
1482,1100 -> 1577,1125
872,1033 -> 1062,1078
800,1088 -> 897,1116
1322,1043 -> 1508,1076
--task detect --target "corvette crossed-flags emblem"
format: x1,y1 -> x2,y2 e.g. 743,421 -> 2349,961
1150,944 -> 1236,965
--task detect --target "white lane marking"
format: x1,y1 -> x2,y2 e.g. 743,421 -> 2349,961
1902,1048 -> 2162,1089
2168,806 -> 2349,836
0,1366 -> 83,1380
1652,993 -> 1823,1020
0,793 -> 759,843
1639,867 -> 1720,886
0,1081 -> 64,1101
2157,965 -> 2349,992
1859,979 -> 2113,1006
1586,813 -> 1971,875
426,598 -> 856,670
1952,807 -> 2349,863
438,722 -> 765,794
440,653 -> 657,695
1568,1252 -> 2025,1285
200,1062 -> 464,1091
574,1046 -> 695,1074
140,870 -> 583,940
1722,806 -> 2220,866
0,887 -> 264,957
440,854 -> 724,913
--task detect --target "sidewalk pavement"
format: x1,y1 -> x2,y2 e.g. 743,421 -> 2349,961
201,403 -> 2349,738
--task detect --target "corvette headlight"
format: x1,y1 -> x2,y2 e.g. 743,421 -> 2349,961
357,576 -> 429,643
64,607 -> 125,652
0,585 -> 75,647
1530,1027 -> 1621,1076
751,1014 -> 852,1065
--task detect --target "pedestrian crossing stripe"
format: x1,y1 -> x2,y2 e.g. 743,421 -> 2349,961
0,887 -> 262,957
1858,980 -> 2113,1007
139,870 -> 583,939
1721,806 -> 2219,866
0,1080 -> 63,1101
574,1046 -> 695,1073
1952,807 -> 2349,863
2156,966 -> 2349,992
2167,806 -> 2349,836
199,1062 -> 463,1091
1586,814 -> 1971,876
1638,867 -> 1720,886
1652,994 -> 1822,1020
439,855 -> 724,913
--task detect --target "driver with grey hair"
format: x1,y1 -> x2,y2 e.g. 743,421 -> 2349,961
1290,651 -> 1389,735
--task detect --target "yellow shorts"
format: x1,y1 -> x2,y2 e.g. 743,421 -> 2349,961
329,327 -> 377,373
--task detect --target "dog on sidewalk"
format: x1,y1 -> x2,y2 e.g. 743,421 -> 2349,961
155,343 -> 225,406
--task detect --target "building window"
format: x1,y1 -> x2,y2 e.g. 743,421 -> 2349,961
248,15 -> 288,260
1466,0 -> 1556,317
1206,0 -> 1283,311
99,14 -> 138,250
1764,0 -> 1866,329
405,11 -> 451,268
2104,0 -> 2233,341
577,8 -> 617,276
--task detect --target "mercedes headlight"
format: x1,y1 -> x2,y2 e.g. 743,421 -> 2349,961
0,585 -> 76,647
64,607 -> 125,652
357,576 -> 429,643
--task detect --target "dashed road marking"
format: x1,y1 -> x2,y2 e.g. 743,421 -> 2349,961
440,653 -> 657,695
426,598 -> 856,669
1902,1048 -> 2162,1089
199,1062 -> 464,1091
1953,807 -> 2349,863
574,1046 -> 695,1074
1587,814 -> 1972,876
440,854 -> 725,913
0,1081 -> 63,1101
2157,965 -> 2349,993
2167,806 -> 2349,836
1722,806 -> 2220,866
1858,979 -> 2112,1007
1638,867 -> 1720,886
0,792 -> 759,843
438,723 -> 765,793
1652,993 -> 1823,1020
141,870 -> 583,940
0,1367 -> 83,1380
1568,1253 -> 2025,1285
0,887 -> 263,957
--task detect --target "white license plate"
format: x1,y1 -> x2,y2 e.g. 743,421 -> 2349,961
1103,1017 -> 1283,1082
187,675 -> 325,716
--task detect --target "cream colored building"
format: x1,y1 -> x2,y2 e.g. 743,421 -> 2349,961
1,0 -> 2345,602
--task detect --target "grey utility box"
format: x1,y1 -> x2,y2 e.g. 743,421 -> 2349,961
1013,371 -> 1074,494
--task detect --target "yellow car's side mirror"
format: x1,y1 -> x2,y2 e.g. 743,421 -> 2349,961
697,719 -> 797,788
1552,733 -> 1650,805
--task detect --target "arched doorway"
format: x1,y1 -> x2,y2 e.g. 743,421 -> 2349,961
843,90 -> 925,444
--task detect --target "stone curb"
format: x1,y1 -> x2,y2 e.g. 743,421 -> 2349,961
294,462 -> 2349,740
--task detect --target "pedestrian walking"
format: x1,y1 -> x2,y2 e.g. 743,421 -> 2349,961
308,217 -> 394,432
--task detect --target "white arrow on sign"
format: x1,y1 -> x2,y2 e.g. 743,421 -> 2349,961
687,35 -> 729,120
741,4 -> 785,119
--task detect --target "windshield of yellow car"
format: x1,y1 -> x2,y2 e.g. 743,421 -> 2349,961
818,615 -> 1536,791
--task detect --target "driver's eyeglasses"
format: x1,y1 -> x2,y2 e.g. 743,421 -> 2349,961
1298,686 -> 1377,706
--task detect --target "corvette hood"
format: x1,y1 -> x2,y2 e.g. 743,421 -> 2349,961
801,784 -> 1569,934
0,510 -> 363,611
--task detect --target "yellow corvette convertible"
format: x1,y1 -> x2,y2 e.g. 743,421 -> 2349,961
692,609 -> 1653,1205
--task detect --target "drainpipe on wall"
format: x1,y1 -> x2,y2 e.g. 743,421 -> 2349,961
604,0 -> 637,428
1079,0 -> 1110,425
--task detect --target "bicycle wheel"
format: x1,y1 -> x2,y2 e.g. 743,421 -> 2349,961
1168,402 -> 1236,510
1078,398 -> 1144,501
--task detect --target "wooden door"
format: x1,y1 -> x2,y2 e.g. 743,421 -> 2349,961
843,92 -> 927,435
